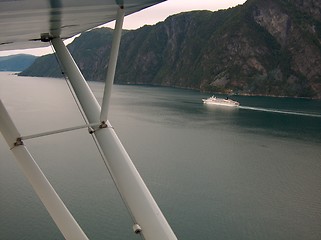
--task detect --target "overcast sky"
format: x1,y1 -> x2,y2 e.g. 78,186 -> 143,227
0,0 -> 246,57
108,0 -> 247,29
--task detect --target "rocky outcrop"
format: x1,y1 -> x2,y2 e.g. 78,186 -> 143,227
250,0 -> 321,97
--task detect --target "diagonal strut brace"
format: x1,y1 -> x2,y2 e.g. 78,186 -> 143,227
51,6 -> 177,240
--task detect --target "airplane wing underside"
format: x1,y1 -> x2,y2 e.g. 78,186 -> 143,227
0,0 -> 165,51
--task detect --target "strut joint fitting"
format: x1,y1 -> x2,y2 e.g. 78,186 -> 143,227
14,138 -> 24,147
99,121 -> 108,129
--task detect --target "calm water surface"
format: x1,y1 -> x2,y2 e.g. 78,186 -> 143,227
1,72 -> 321,240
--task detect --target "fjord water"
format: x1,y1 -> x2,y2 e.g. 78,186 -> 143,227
0,72 -> 320,240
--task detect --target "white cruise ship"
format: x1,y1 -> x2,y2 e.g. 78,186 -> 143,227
202,96 -> 240,107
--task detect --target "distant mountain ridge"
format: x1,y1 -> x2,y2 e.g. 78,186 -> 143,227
20,0 -> 321,98
0,54 -> 36,71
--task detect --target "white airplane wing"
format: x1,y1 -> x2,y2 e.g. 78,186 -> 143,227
0,0 -> 165,51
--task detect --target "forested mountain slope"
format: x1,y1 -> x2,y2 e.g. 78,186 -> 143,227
20,0 -> 321,98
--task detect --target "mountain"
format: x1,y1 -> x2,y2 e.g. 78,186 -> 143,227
20,0 -> 321,98
0,54 -> 36,71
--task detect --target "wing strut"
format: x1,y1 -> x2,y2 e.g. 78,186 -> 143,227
0,100 -> 90,240
100,6 -> 124,122
50,6 -> 177,240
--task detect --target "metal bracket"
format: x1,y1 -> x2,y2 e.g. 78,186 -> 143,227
88,121 -> 113,135
88,127 -> 96,134
13,137 -> 24,148
41,33 -> 53,42
133,223 -> 142,234
99,121 -> 108,129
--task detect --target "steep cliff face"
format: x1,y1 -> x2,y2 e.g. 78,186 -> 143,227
249,0 -> 321,97
20,0 -> 321,98
117,11 -> 215,88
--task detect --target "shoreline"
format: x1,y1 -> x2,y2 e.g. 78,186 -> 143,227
2,72 -> 321,100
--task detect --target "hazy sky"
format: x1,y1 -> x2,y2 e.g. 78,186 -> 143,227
0,0 -> 246,56
108,0 -> 247,29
